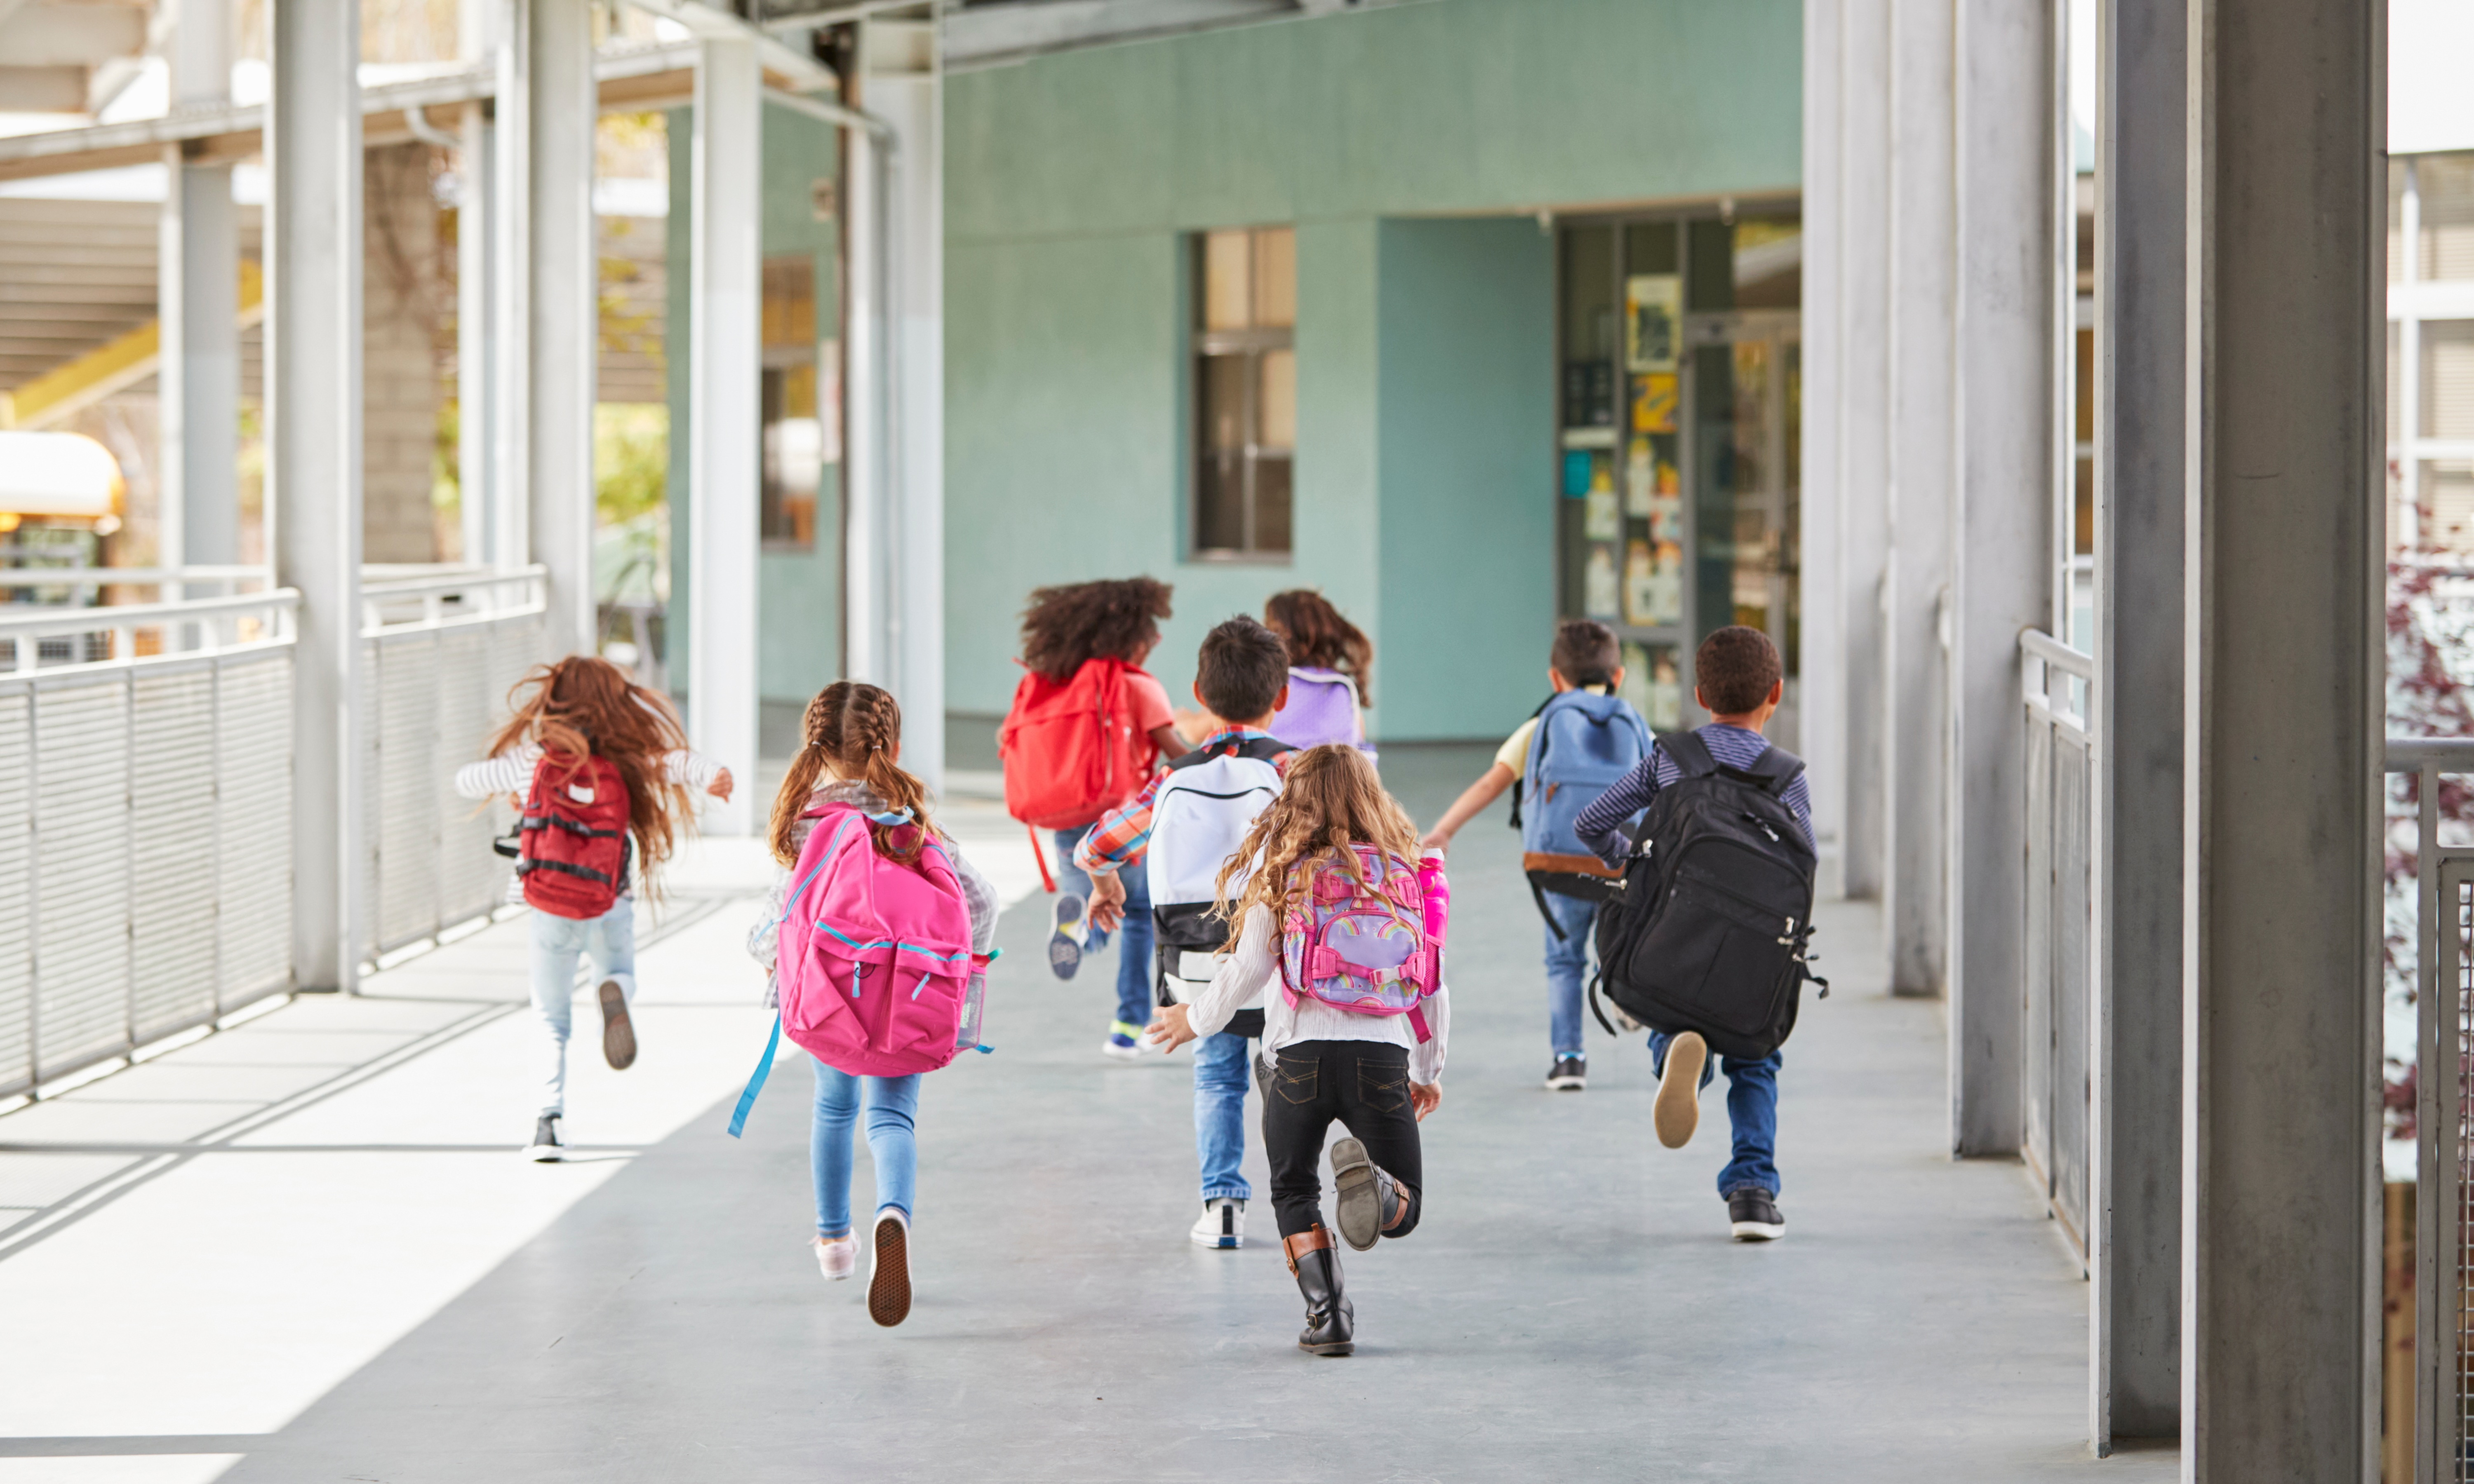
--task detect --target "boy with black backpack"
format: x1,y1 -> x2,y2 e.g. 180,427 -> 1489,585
1420,620 -> 1650,1093
1575,625 -> 1814,1243
1077,616 -> 1298,1251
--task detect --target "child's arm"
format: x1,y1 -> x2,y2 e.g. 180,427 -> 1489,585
1419,762 -> 1515,853
1573,754 -> 1661,866
453,744 -> 541,801
661,747 -> 736,801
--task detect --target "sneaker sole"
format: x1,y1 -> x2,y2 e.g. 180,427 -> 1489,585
527,1146 -> 562,1163
1300,1338 -> 1356,1358
1047,898 -> 1085,980
599,980 -> 636,1071
1101,1040 -> 1144,1061
1330,1138 -> 1381,1252
1654,1032 -> 1706,1149
1190,1228 -> 1240,1250
868,1215 -> 911,1327
1545,1075 -> 1586,1091
1731,1221 -> 1786,1242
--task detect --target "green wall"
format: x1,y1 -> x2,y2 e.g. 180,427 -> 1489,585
941,0 -> 1798,739
666,102 -> 846,707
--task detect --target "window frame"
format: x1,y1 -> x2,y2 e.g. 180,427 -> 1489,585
1188,228 -> 1295,565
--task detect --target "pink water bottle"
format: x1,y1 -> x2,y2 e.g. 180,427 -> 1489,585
1417,847 -> 1451,949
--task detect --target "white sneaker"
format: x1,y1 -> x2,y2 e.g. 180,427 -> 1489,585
1102,1021 -> 1147,1060
811,1233 -> 857,1281
867,1207 -> 912,1327
1190,1197 -> 1245,1249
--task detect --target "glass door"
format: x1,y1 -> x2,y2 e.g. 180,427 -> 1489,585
1556,210 -> 1801,743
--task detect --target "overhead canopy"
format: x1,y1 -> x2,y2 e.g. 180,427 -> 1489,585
0,430 -> 123,518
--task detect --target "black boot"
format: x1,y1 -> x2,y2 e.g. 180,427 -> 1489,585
1330,1138 -> 1413,1252
1284,1225 -> 1355,1357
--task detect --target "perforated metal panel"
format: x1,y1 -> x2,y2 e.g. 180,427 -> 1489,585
372,634 -> 440,952
0,688 -> 33,1097
129,665 -> 219,1041
215,651 -> 292,1009
435,627 -> 508,927
33,678 -> 131,1080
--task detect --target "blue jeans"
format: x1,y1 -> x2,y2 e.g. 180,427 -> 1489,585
1194,1029 -> 1254,1202
810,1059 -> 920,1237
1650,1031 -> 1782,1198
528,903 -> 636,1117
1053,824 -> 1155,1029
1540,892 -> 1600,1058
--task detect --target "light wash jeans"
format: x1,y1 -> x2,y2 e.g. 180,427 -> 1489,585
1194,1028 -> 1254,1202
1540,891 -> 1600,1059
529,904 -> 636,1118
1052,824 -> 1156,1030
811,1059 -> 920,1237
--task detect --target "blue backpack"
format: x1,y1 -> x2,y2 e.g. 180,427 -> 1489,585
1511,690 -> 1652,932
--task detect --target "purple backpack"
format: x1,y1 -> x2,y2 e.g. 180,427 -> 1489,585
1277,845 -> 1446,1042
1269,667 -> 1366,752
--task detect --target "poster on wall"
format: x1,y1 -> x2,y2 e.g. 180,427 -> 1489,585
1625,275 -> 1681,372
1631,372 -> 1679,433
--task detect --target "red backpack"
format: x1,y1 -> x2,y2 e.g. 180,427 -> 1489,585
517,754 -> 630,919
997,657 -> 1157,831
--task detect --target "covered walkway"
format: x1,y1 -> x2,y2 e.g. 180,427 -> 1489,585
0,752 -> 2164,1481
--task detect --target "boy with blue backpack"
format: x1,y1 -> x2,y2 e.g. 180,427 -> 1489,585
1420,620 -> 1650,1092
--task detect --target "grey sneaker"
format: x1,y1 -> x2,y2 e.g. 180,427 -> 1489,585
525,1114 -> 564,1162
1047,893 -> 1087,980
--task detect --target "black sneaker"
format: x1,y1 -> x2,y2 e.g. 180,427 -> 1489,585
1545,1055 -> 1587,1091
1727,1188 -> 1784,1242
526,1114 -> 564,1163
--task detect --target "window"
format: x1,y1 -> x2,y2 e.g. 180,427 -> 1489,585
1192,226 -> 1294,559
762,255 -> 821,548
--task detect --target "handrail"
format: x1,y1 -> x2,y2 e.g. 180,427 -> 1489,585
0,587 -> 299,639
2386,737 -> 2474,772
2021,628 -> 2095,679
360,564 -> 546,601
0,566 -> 268,588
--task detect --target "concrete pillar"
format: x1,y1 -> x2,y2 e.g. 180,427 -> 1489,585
158,0 -> 237,580
524,0 -> 597,651
1800,0 -> 1847,900
267,0 -> 363,991
1836,0 -> 1893,910
1946,0 -> 2052,1157
871,26 -> 943,797
2089,0 -> 2185,1448
2180,0 -> 2383,1474
1884,0 -> 1954,998
686,36 -> 760,836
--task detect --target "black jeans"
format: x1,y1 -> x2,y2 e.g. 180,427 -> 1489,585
1258,1040 -> 1424,1241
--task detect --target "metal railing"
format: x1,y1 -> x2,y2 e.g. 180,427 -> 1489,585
2399,738 -> 2474,1482
2020,628 -> 2096,1259
0,587 -> 300,1100
358,565 -> 548,962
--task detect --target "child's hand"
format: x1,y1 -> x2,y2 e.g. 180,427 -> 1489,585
1088,871 -> 1127,932
707,767 -> 735,801
1410,1082 -> 1442,1121
1417,828 -> 1451,855
1146,1004 -> 1196,1052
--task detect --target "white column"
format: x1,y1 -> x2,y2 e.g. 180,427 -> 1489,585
1801,0 -> 1847,899
843,99 -> 888,691
2090,0 -> 2186,1447
2180,0 -> 2383,1472
159,0 -> 238,579
1884,0 -> 1956,998
456,0 -> 493,567
687,36 -> 761,837
489,0 -> 531,580
872,39 -> 943,797
1837,0 -> 1893,909
1946,0 -> 2052,1156
525,0 -> 597,651
268,0 -> 363,991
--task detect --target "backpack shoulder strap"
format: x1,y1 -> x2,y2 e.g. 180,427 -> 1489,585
1657,728 -> 1718,779
1738,744 -> 1807,796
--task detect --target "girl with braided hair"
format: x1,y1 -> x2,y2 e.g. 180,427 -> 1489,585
748,682 -> 999,1324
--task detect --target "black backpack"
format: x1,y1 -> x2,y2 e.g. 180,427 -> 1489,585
1590,730 -> 1824,1060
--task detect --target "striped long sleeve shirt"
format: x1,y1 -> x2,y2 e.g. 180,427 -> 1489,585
1571,723 -> 1815,869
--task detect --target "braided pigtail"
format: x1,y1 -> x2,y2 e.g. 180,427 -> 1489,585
837,684 -> 931,863
766,688 -> 842,866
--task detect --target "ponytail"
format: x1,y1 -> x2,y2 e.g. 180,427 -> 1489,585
765,681 -> 933,866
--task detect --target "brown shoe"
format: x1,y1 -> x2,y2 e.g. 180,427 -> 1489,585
599,979 -> 636,1070
1654,1031 -> 1706,1149
868,1207 -> 912,1327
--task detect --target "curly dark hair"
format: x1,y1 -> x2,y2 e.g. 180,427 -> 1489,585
1264,589 -> 1373,707
1019,578 -> 1174,682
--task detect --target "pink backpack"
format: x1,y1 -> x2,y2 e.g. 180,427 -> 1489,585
1277,845 -> 1448,1042
727,804 -> 991,1136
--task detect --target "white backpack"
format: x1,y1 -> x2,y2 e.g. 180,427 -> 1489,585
1147,735 -> 1288,1012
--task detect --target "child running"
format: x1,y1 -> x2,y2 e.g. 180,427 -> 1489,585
1262,589 -> 1374,753
1079,616 -> 1296,1249
1149,744 -> 1448,1358
1000,578 -> 1185,1059
746,682 -> 1000,1325
454,655 -> 733,1162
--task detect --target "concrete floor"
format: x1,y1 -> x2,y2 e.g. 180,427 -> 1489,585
0,746 -> 2175,1482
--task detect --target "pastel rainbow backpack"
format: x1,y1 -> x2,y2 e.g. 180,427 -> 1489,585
1277,845 -> 1448,1041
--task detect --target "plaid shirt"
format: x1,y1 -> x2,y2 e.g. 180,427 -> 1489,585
1071,728 -> 1296,876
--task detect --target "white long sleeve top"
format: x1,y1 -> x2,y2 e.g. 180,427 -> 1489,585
1182,904 -> 1449,1085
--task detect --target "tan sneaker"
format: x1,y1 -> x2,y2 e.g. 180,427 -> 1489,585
599,979 -> 636,1070
1654,1031 -> 1707,1149
868,1208 -> 912,1327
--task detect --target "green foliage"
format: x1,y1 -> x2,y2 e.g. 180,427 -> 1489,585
595,404 -> 668,528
